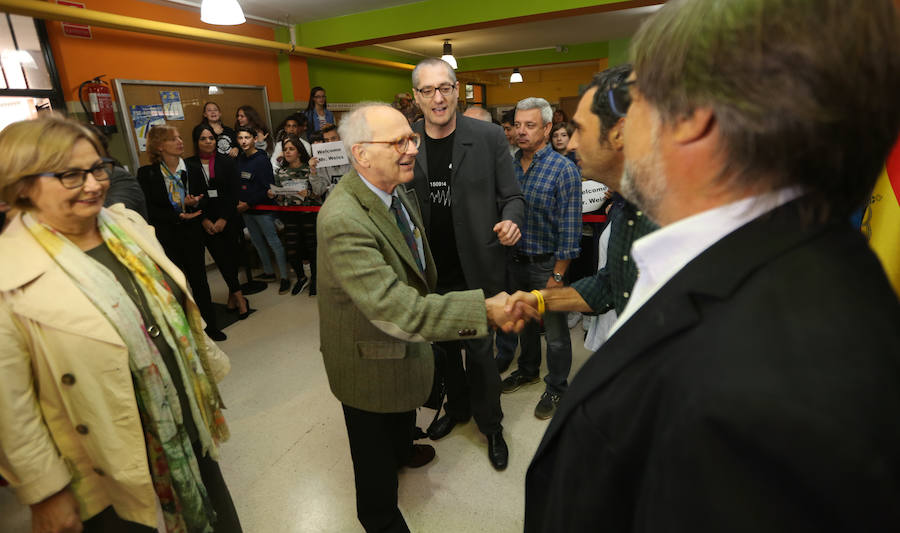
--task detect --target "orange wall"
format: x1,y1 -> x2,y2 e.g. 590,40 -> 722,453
46,0 -> 291,103
476,62 -> 608,107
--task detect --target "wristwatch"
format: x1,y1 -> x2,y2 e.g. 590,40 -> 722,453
552,272 -> 564,283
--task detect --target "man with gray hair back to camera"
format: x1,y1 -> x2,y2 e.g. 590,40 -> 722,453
523,0 -> 900,530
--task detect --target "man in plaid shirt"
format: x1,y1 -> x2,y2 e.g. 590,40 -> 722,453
507,66 -> 658,337
501,97 -> 582,420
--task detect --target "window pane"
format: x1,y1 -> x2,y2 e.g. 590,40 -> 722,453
0,16 -> 26,89
10,15 -> 52,90
0,96 -> 52,132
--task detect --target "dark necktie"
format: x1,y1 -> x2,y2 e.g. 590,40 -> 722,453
390,195 -> 424,272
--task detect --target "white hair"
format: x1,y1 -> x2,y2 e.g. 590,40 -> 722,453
516,97 -> 553,125
464,106 -> 492,122
338,102 -> 388,164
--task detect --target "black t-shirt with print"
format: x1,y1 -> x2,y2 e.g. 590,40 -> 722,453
425,132 -> 465,293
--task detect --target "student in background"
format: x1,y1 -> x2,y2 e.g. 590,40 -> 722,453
271,113 -> 313,169
271,134 -> 329,296
235,125 -> 291,294
235,105 -> 273,155
137,124 -> 226,341
304,86 -> 335,133
186,123 -> 250,319
202,101 -> 239,158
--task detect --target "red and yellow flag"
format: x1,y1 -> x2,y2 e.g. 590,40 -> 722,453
863,136 -> 900,296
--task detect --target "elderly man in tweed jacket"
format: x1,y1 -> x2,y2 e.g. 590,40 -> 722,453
317,103 -> 526,533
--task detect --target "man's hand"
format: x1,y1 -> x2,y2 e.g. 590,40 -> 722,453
486,291 -> 540,332
493,220 -> 521,246
202,219 -> 216,235
236,201 -> 249,213
179,210 -> 203,221
227,147 -> 239,158
504,290 -> 540,322
213,218 -> 227,233
30,487 -> 82,533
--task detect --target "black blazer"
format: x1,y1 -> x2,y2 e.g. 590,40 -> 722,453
407,115 -> 524,295
136,161 -> 206,246
525,200 -> 900,532
184,154 -> 239,223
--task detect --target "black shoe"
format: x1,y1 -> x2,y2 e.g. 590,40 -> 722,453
404,444 -> 435,468
495,356 -> 512,374
291,276 -> 309,295
427,414 -> 467,440
205,327 -> 227,342
256,273 -> 277,283
308,284 -> 316,296
501,370 -> 540,393
278,278 -> 291,294
487,431 -> 508,471
534,391 -> 562,420
238,297 -> 252,320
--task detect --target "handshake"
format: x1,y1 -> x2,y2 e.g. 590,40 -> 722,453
484,291 -> 546,333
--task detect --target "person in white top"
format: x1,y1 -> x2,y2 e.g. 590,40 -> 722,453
522,0 -> 900,531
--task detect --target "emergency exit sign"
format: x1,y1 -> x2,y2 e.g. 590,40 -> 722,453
57,0 -> 92,39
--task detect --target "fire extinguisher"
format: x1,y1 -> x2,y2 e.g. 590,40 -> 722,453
79,75 -> 117,134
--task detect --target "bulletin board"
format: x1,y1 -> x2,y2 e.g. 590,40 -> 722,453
113,79 -> 271,171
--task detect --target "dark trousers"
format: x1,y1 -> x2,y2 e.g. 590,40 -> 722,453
434,337 -> 503,435
82,442 -> 242,532
281,211 -> 318,288
203,221 -> 241,294
159,229 -> 217,330
342,404 -> 415,533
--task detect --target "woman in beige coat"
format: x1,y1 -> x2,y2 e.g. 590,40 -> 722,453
0,117 -> 241,532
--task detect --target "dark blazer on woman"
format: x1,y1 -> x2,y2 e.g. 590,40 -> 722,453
136,162 -> 207,247
184,154 -> 239,225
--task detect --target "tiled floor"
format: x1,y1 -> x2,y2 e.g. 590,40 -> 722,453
1,270 -> 594,532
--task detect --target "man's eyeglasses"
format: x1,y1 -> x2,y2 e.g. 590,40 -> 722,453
414,84 -> 455,99
26,158 -> 116,189
361,133 -> 421,154
607,80 -> 635,118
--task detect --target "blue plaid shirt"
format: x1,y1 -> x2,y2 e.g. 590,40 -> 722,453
514,143 -> 582,260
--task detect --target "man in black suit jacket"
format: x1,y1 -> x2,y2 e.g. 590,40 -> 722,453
521,0 -> 900,530
408,58 -> 524,471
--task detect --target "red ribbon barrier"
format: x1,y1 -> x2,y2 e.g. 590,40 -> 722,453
250,204 -> 607,223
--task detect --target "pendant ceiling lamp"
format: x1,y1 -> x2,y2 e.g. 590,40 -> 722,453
441,40 -> 458,70
201,0 -> 246,25
510,68 -> 523,83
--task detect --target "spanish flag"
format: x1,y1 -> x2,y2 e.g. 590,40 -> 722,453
863,136 -> 900,296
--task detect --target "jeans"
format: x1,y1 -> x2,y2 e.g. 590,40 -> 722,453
509,257 -> 572,394
241,213 -> 289,279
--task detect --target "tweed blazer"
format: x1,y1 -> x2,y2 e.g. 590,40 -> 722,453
317,170 -> 490,413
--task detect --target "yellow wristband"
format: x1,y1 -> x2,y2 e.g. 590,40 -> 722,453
530,290 -> 546,315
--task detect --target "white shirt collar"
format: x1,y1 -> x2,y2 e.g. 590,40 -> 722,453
358,171 -> 395,209
608,186 -> 804,338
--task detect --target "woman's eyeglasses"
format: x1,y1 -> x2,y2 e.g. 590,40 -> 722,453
26,158 -> 117,189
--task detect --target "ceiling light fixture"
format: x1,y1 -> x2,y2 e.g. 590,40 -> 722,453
510,68 -> 523,83
201,0 -> 246,25
441,39 -> 458,70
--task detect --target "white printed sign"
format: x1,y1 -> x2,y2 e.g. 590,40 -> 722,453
582,181 -> 610,213
312,141 -> 350,168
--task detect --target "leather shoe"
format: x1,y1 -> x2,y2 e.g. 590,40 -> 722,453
427,414 -> 467,440
405,444 -> 435,468
487,432 -> 508,471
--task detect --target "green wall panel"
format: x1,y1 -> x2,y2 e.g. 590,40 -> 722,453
297,0 -> 641,49
457,42 -> 608,72
607,37 -> 631,67
307,58 -> 415,103
274,27 -> 294,102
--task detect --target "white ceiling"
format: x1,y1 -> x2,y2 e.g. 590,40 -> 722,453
372,5 -> 662,60
155,0 -> 661,62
